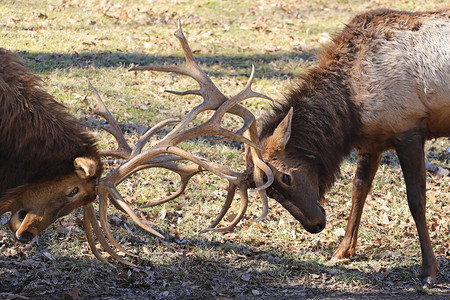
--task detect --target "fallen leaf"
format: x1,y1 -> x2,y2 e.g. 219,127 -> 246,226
62,287 -> 80,300
241,272 -> 251,281
333,227 -> 345,237
157,204 -> 167,220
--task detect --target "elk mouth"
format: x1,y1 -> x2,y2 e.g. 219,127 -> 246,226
267,188 -> 326,233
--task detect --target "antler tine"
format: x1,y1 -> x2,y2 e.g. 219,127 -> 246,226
98,193 -> 138,257
83,206 -> 115,268
83,203 -> 136,266
139,162 -> 203,208
202,181 -> 249,232
218,65 -> 272,116
129,21 -> 229,139
199,182 -> 237,233
138,180 -> 187,209
244,121 -> 273,221
88,80 -> 132,159
131,20 -> 225,105
207,66 -> 270,126
107,187 -> 165,239
131,118 -> 179,157
254,190 -> 269,222
130,21 -> 213,91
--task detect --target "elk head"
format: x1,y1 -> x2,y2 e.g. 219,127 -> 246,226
1,157 -> 101,243
259,108 -> 326,233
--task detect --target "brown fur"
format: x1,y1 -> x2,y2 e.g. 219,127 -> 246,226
260,8 -> 450,196
259,65 -> 361,197
0,48 -> 102,196
0,48 -> 102,241
258,9 -> 449,286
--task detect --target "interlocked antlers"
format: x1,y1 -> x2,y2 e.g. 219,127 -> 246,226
83,21 -> 273,266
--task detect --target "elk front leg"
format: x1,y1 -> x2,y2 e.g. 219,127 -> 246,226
395,134 -> 438,287
333,152 -> 381,260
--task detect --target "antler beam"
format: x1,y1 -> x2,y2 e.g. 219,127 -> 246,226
83,21 -> 273,265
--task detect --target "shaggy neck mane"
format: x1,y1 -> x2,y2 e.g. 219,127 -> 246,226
259,65 -> 361,196
0,48 -> 101,197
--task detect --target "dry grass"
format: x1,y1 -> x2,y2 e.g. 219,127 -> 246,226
0,1 -> 449,299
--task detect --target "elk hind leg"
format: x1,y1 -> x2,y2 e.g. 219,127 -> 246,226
333,152 -> 381,261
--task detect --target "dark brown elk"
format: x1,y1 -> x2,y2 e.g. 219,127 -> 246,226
0,23 -> 271,266
0,48 -> 103,243
258,9 -> 449,287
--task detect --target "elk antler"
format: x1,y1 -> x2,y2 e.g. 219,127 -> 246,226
82,21 -> 273,265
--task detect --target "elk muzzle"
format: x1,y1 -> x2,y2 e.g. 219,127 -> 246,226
267,187 -> 326,233
9,209 -> 37,242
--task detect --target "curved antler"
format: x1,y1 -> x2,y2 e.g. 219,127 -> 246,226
83,21 -> 273,265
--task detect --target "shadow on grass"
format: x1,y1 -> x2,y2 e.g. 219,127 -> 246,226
344,144 -> 449,168
14,50 -> 316,80
1,234 -> 449,299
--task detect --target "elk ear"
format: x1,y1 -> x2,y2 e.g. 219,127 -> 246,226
269,107 -> 293,151
74,157 -> 98,179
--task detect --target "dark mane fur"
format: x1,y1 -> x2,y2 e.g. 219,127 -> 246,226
0,48 -> 101,198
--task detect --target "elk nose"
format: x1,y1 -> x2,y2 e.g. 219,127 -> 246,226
18,210 -> 28,221
312,222 -> 325,233
308,205 -> 326,233
304,221 -> 326,234
15,231 -> 34,243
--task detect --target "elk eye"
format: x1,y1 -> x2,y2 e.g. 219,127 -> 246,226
67,187 -> 79,197
282,174 -> 291,185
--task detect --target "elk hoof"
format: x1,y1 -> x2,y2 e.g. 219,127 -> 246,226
330,256 -> 350,265
421,276 -> 435,288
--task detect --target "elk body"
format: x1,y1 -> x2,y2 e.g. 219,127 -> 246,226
258,9 -> 449,286
0,48 -> 102,243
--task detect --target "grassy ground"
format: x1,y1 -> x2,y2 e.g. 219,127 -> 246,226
0,0 -> 449,299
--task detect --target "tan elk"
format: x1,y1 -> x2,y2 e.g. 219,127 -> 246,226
258,8 -> 449,287
82,11 -> 448,288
